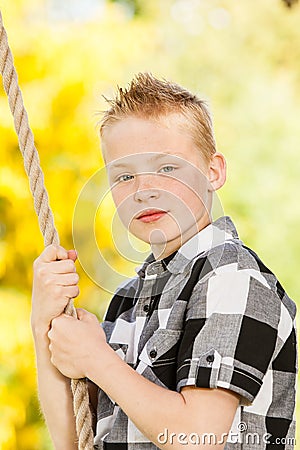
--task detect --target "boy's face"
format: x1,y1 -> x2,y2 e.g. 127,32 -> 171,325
102,114 -> 214,258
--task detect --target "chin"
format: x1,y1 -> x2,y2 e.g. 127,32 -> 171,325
151,231 -> 183,248
138,233 -> 167,246
131,222 -> 192,247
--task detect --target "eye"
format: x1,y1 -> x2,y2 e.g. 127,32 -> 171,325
159,165 -> 176,174
117,174 -> 134,182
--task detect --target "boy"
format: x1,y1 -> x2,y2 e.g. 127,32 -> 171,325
31,73 -> 297,449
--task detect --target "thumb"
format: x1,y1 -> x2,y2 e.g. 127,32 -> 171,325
76,308 -> 97,323
68,249 -> 78,262
76,308 -> 89,321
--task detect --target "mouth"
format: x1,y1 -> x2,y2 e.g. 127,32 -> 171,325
136,209 -> 167,223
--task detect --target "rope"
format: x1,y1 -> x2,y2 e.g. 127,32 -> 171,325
0,11 -> 94,450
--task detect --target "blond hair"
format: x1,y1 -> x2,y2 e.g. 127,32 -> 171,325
99,72 -> 216,161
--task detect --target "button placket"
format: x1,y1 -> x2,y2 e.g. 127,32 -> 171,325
143,304 -> 150,313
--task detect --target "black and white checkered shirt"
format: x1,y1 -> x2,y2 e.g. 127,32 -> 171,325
94,216 -> 297,450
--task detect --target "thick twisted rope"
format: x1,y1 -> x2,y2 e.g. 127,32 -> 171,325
0,11 -> 94,450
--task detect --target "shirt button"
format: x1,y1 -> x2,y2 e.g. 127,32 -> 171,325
143,304 -> 150,313
149,349 -> 157,359
206,354 -> 214,364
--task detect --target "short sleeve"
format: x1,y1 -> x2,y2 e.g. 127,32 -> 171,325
176,269 -> 280,405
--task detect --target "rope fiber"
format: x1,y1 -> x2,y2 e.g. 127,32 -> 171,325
0,11 -> 94,450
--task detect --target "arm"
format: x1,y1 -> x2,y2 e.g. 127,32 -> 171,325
32,328 -> 77,449
31,245 -> 80,450
48,310 -> 240,449
88,353 -> 239,449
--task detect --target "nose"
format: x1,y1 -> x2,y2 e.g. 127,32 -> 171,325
134,173 -> 160,203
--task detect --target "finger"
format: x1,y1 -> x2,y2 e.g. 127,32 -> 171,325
76,308 -> 97,322
41,245 -> 69,263
48,327 -> 54,340
55,272 -> 79,287
68,249 -> 77,262
47,259 -> 76,274
76,308 -> 88,320
50,314 -> 72,330
61,285 -> 80,299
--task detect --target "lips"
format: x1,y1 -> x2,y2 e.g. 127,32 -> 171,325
136,209 -> 167,223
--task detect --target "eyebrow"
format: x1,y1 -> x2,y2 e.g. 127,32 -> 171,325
107,162 -> 130,169
150,151 -> 187,160
107,151 -> 186,170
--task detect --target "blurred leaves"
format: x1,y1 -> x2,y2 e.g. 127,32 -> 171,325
283,0 -> 299,7
0,0 -> 299,448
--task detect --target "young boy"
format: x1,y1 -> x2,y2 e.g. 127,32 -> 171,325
31,73 -> 297,449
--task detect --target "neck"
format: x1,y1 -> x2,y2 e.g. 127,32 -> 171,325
151,214 -> 211,260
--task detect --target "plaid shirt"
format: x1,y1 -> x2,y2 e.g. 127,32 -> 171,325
94,216 -> 297,450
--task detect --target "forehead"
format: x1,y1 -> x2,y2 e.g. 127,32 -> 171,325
101,113 -> 197,164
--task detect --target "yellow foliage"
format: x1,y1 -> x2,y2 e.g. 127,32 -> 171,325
0,289 -> 38,448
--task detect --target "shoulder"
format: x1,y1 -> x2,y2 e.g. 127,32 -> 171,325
204,238 -> 287,294
203,239 -> 268,278
190,240 -> 296,323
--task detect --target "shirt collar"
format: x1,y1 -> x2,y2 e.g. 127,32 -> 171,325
136,216 -> 240,277
135,251 -> 177,278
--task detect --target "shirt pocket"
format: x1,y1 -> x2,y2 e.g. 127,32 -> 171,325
139,328 -> 183,366
138,329 -> 182,390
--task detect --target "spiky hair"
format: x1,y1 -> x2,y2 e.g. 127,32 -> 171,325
100,72 -> 216,161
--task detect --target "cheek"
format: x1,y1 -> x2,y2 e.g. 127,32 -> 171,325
166,175 -> 207,208
111,186 -> 135,226
111,185 -> 132,208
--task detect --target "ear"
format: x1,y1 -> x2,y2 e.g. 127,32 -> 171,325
207,152 -> 226,191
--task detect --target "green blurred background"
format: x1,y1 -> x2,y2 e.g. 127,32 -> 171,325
0,0 -> 299,448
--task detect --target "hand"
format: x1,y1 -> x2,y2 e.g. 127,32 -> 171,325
31,245 -> 80,335
48,309 -> 108,379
